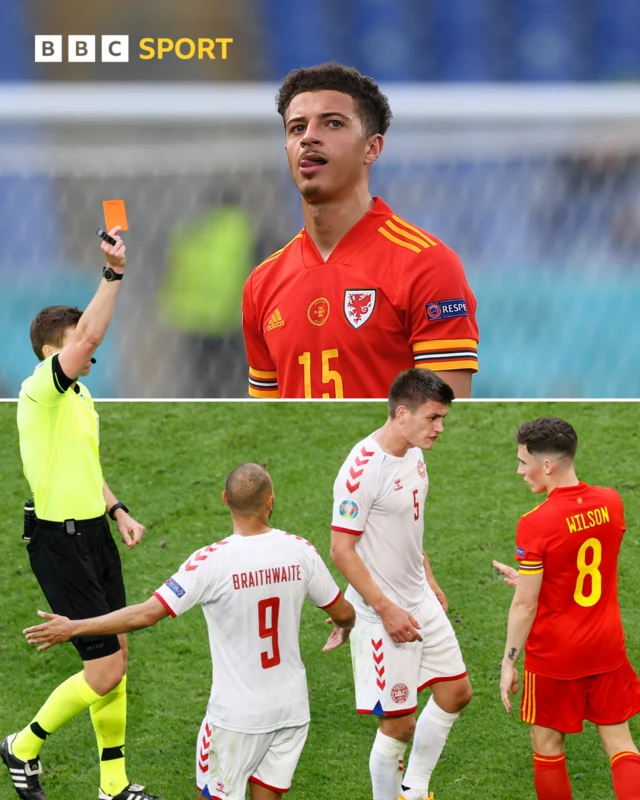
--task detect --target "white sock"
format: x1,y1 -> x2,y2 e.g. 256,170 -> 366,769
370,729 -> 408,800
401,696 -> 459,799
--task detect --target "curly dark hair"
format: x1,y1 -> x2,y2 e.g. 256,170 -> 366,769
516,417 -> 578,459
276,62 -> 393,138
30,305 -> 83,360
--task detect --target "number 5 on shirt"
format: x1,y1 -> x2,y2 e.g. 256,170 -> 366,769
258,597 -> 281,669
298,349 -> 345,398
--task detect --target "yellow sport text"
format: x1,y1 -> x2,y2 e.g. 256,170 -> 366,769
139,38 -> 233,60
566,506 -> 610,534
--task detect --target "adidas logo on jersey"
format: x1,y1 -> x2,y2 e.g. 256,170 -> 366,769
266,309 -> 285,331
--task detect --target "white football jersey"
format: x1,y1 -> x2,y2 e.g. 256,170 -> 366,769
154,528 -> 340,734
331,433 -> 430,615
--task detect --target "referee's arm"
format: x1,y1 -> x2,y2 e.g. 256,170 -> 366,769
58,227 -> 126,379
24,598 -> 168,651
103,480 -> 145,549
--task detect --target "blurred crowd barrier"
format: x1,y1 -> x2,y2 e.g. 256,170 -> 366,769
3,0 -> 640,83
1,84 -> 639,398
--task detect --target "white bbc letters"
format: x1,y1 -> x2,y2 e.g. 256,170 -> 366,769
102,35 -> 129,62
68,35 -> 96,62
34,35 -> 62,62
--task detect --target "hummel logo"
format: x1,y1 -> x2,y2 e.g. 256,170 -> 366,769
266,309 -> 285,331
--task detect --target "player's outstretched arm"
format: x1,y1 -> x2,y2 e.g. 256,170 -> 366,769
58,226 -> 126,380
500,573 -> 542,712
24,597 -> 168,651
322,595 -> 356,652
330,530 -> 422,643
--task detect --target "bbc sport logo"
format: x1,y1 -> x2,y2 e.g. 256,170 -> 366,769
34,35 -> 234,63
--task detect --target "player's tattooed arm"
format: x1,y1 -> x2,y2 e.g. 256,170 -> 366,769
501,573 -> 543,668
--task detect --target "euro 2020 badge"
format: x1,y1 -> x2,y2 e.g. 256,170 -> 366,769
339,500 -> 359,520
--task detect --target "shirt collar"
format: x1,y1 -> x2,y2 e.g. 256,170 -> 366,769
301,197 -> 393,265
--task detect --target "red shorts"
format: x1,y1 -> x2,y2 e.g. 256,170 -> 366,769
521,657 -> 640,733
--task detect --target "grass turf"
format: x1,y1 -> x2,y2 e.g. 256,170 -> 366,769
0,400 -> 638,799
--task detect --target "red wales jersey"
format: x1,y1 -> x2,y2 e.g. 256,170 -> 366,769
516,482 -> 627,680
242,198 -> 479,398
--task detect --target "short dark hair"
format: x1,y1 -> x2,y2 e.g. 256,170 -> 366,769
516,417 -> 578,460
225,463 -> 273,514
276,62 -> 393,138
30,305 -> 83,360
388,369 -> 455,417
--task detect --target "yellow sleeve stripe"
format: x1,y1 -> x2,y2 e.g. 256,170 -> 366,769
384,220 -> 433,250
377,226 -> 421,253
249,367 -> 278,379
413,339 -> 478,353
518,567 -> 543,575
520,560 -> 543,566
391,215 -> 438,246
415,359 -> 478,372
255,232 -> 303,269
248,386 -> 280,399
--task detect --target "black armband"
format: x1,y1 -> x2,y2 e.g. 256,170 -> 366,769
52,354 -> 74,394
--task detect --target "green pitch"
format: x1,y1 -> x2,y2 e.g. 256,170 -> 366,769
0,401 -> 638,800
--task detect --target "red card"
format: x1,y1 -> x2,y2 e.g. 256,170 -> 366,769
103,199 -> 128,232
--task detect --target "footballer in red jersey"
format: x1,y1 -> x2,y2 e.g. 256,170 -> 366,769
242,63 -> 478,400
495,418 -> 640,800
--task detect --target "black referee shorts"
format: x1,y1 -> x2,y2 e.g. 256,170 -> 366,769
27,515 -> 126,661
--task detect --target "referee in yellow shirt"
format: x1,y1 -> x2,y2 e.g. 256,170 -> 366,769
1,228 -> 164,800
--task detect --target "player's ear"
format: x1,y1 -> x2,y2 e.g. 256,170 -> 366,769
222,490 -> 230,507
364,134 -> 384,166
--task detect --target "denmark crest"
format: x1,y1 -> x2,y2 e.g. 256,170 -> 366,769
344,289 -> 376,329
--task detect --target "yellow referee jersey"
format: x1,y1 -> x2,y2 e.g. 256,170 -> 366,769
17,355 -> 105,522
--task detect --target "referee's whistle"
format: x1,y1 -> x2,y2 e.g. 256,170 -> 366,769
96,229 -> 117,246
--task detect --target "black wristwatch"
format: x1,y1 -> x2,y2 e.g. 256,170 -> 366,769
108,502 -> 129,520
103,266 -> 124,282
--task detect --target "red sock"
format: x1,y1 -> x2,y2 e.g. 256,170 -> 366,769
533,752 -> 572,800
611,751 -> 640,800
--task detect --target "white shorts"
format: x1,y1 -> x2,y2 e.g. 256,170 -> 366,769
350,594 -> 467,716
197,719 -> 309,799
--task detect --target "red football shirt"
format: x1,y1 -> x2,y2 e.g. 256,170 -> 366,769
516,482 -> 627,679
242,197 -> 479,398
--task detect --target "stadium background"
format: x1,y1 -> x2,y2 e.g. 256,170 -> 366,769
1,0 -> 640,398
0,399 -> 639,799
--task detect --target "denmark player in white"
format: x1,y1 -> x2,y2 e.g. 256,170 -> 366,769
24,463 -> 355,800
327,368 -> 472,800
